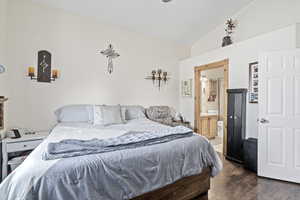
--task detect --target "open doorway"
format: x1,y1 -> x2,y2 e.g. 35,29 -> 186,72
194,59 -> 228,155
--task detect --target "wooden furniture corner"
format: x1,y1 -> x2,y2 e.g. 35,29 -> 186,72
0,98 -> 8,130
132,168 -> 211,200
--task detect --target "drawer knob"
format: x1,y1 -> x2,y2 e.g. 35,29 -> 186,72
23,145 -> 27,147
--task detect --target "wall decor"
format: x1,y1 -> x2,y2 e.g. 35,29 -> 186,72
181,79 -> 192,97
0,64 -> 5,74
222,18 -> 237,47
28,50 -> 60,82
249,62 -> 258,103
145,69 -> 170,90
100,44 -> 120,74
38,50 -> 51,82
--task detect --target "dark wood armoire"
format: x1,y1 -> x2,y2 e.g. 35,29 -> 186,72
226,89 -> 247,163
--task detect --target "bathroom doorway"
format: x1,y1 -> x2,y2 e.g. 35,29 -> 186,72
194,59 -> 228,155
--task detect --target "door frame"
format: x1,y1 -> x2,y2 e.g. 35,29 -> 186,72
194,59 -> 229,155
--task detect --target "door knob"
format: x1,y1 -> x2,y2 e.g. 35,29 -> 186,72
260,118 -> 269,124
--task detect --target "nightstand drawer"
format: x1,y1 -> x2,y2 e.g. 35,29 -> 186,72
6,140 -> 42,153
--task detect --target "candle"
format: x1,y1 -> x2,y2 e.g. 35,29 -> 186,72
52,69 -> 59,79
28,67 -> 35,77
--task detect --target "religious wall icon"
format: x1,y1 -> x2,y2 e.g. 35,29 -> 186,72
37,50 -> 52,82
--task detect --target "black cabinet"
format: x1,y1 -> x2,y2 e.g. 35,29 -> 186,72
244,138 -> 257,173
226,89 -> 247,163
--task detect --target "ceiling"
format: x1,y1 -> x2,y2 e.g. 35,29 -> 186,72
31,0 -> 253,46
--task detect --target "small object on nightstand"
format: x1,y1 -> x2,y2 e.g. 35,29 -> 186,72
7,128 -> 36,139
11,129 -> 21,139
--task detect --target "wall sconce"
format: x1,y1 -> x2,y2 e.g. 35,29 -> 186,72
145,69 -> 170,90
28,67 -> 59,82
27,50 -> 60,83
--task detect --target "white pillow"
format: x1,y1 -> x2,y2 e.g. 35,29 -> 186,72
122,105 -> 146,120
55,105 -> 94,123
121,107 -> 126,122
94,105 -> 124,126
93,105 -> 103,125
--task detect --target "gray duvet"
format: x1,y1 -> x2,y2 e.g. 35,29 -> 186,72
0,119 -> 222,200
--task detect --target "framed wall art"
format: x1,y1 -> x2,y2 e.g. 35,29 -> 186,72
181,79 -> 192,97
249,62 -> 258,103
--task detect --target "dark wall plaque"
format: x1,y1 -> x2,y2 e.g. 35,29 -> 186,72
37,50 -> 51,82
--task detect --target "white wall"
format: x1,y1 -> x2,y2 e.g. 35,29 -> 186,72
201,67 -> 224,79
180,25 -> 297,139
201,67 -> 224,114
297,23 -> 300,48
6,0 -> 190,131
0,0 -> 9,133
191,0 -> 300,56
0,0 -> 7,72
0,0 -> 8,92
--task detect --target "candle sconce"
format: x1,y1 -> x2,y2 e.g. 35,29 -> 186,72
27,50 -> 60,83
28,67 -> 59,82
145,69 -> 170,90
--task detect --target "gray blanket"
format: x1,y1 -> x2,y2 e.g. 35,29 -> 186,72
44,126 -> 193,160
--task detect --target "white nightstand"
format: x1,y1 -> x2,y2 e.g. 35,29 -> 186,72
1,131 -> 49,180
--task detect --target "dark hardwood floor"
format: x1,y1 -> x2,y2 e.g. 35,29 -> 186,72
209,156 -> 300,200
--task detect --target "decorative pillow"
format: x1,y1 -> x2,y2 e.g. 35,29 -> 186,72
54,105 -> 94,123
94,105 -> 124,126
122,105 -> 146,120
146,106 -> 171,119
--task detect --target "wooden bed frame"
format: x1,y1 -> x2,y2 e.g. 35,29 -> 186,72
132,168 -> 211,200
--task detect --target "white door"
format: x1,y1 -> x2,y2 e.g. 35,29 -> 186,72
258,50 -> 300,183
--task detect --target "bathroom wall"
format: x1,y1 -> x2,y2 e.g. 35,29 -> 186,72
200,67 -> 224,116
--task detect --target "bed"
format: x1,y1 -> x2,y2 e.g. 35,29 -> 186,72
0,118 -> 222,200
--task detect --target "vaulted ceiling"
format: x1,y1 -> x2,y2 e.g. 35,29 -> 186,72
31,0 -> 253,45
